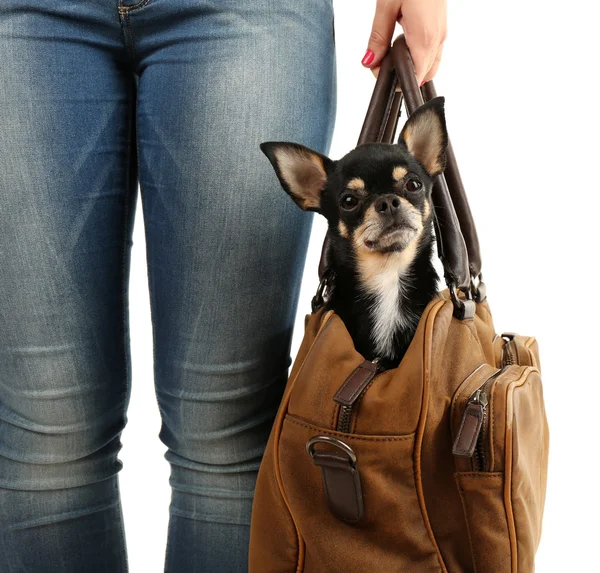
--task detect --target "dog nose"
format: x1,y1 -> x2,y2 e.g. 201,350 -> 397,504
374,194 -> 401,215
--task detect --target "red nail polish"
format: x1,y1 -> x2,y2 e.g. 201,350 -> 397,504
420,80 -> 426,87
361,49 -> 375,66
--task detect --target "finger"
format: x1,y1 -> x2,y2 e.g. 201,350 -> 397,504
422,42 -> 444,84
362,0 -> 399,70
406,44 -> 435,86
402,20 -> 446,84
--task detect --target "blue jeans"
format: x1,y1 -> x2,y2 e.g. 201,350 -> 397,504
0,1 -> 336,571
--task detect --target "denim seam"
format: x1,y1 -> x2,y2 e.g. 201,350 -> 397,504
113,479 -> 130,573
117,10 -> 136,70
115,73 -> 137,573
119,78 -> 135,435
124,11 -> 137,65
118,0 -> 152,14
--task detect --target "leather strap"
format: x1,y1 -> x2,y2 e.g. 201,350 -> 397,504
357,52 -> 400,145
306,436 -> 364,523
421,81 -> 482,279
311,450 -> 364,523
318,34 -> 481,293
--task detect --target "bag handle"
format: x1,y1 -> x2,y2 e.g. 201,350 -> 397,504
421,81 -> 483,291
382,36 -> 483,292
315,35 -> 483,318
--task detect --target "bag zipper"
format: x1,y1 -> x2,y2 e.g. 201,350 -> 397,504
501,333 -> 517,366
333,357 -> 383,433
453,366 -> 508,471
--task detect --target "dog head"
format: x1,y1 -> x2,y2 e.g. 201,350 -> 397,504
260,96 -> 448,280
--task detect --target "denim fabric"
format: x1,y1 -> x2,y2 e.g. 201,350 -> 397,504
0,1 -> 336,571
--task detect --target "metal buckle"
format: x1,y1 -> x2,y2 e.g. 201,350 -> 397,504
306,435 -> 358,468
311,268 -> 336,313
306,435 -> 364,523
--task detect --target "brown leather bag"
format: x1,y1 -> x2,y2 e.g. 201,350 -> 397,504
248,35 -> 549,573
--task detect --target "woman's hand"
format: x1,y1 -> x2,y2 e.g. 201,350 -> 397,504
361,0 -> 447,85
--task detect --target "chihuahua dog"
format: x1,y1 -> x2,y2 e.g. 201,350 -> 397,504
260,97 -> 449,370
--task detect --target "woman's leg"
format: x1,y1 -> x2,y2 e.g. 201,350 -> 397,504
122,0 -> 336,570
0,2 -> 136,571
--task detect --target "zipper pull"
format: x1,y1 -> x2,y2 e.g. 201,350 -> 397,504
334,358 -> 381,407
452,390 -> 488,457
501,334 -> 518,366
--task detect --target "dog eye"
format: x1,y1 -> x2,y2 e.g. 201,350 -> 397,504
340,195 -> 359,209
406,178 -> 422,192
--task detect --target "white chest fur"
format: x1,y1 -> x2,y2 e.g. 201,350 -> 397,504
356,243 -> 420,359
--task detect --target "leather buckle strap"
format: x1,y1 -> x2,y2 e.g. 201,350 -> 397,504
306,435 -> 364,523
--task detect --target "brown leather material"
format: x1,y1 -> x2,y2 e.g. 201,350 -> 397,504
357,51 -> 398,146
452,402 -> 486,457
455,472 -> 512,573
333,360 -> 379,407
389,36 -> 470,289
317,231 -> 333,281
421,81 -> 482,278
382,90 -> 404,143
248,290 -> 549,572
311,449 -> 364,523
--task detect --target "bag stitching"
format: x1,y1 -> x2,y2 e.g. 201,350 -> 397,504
286,415 -> 414,442
503,367 -> 538,572
456,477 -> 481,572
414,297 -> 450,572
456,471 -> 503,478
273,310 -> 336,572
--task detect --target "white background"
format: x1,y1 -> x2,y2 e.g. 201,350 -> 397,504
121,1 -> 600,570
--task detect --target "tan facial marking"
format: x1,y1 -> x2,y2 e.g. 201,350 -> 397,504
392,166 -> 408,181
424,199 -> 431,220
346,177 -> 366,191
352,202 -> 422,252
352,203 -> 379,252
338,220 -> 349,238
351,199 -> 425,287
355,241 -> 419,287
398,197 -> 423,228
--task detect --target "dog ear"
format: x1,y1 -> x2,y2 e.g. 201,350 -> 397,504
398,96 -> 448,178
260,141 -> 334,212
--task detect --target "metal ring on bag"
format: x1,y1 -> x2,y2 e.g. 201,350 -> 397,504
305,435 -> 357,468
310,269 -> 336,313
448,281 -> 476,320
470,272 -> 487,303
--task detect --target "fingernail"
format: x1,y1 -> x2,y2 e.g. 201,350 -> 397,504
420,80 -> 426,87
361,49 -> 375,66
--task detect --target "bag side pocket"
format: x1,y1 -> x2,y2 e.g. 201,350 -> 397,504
498,332 -> 541,372
451,365 -> 549,572
455,472 -> 511,573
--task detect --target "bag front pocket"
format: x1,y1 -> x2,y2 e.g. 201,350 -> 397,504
451,364 -> 549,572
455,471 -> 511,573
279,415 -> 443,573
